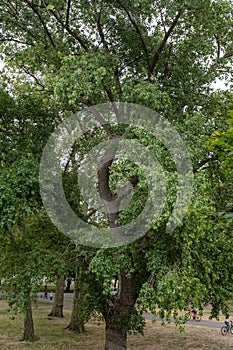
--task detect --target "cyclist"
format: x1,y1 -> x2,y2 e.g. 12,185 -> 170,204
191,308 -> 197,320
225,314 -> 232,332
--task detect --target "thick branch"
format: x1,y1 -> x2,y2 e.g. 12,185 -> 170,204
149,11 -> 182,77
86,101 -> 110,128
98,154 -> 116,203
117,0 -> 150,70
95,8 -> 123,103
114,68 -> 123,100
65,0 -> 72,27
96,10 -> 110,52
24,0 -> 56,48
49,9 -> 89,52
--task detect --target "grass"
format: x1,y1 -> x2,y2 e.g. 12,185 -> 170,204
0,300 -> 233,350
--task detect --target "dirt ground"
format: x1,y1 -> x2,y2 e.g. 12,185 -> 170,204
0,300 -> 232,350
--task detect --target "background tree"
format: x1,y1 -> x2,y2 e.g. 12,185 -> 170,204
0,91 -> 62,340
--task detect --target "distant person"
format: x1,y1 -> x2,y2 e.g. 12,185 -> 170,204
49,291 -> 53,301
225,314 -> 231,331
191,308 -> 197,320
44,289 -> 48,299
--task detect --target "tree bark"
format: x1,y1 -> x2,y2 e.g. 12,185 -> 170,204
103,268 -> 139,350
96,125 -> 143,350
48,275 -> 64,317
66,265 -> 86,332
22,300 -> 36,341
105,325 -> 127,350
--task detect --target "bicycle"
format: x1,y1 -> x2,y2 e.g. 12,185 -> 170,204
185,309 -> 201,322
221,321 -> 233,336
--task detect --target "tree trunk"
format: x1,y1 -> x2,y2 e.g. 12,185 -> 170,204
66,266 -> 86,332
105,325 -> 127,350
97,134 -> 142,350
104,268 -> 139,350
22,300 -> 36,341
48,275 -> 64,317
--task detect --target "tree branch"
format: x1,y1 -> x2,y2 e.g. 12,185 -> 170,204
0,38 -> 31,45
3,0 -> 19,17
149,11 -> 182,77
24,0 -> 56,48
162,42 -> 173,79
214,34 -> 221,60
20,64 -> 45,88
114,68 -> 123,100
49,8 -> 89,52
210,50 -> 233,71
116,0 -> 151,71
96,9 -> 110,52
65,0 -> 72,27
222,50 -> 233,60
193,153 -> 218,173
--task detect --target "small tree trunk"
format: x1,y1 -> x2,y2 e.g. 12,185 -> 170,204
22,300 -> 36,341
66,266 -> 86,332
48,275 -> 64,317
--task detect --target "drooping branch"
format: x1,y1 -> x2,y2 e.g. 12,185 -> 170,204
0,38 -> 31,45
149,11 -> 183,77
162,42 -> 173,78
20,64 -> 45,89
193,153 -> 218,173
3,0 -> 19,17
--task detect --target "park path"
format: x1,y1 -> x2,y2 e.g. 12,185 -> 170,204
144,312 -> 222,329
38,292 -> 223,330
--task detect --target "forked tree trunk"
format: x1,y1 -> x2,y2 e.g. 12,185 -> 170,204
48,275 -> 64,317
97,130 -> 142,350
66,265 -> 86,332
22,300 -> 36,341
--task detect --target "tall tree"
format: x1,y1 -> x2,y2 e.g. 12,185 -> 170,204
0,91 -> 61,340
1,1 -> 233,349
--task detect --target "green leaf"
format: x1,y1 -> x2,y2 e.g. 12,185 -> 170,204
46,4 -> 54,10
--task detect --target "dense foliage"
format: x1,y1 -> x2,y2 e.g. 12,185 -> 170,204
0,1 -> 233,348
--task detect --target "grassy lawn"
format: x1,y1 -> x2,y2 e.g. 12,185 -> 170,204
0,300 -> 233,350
